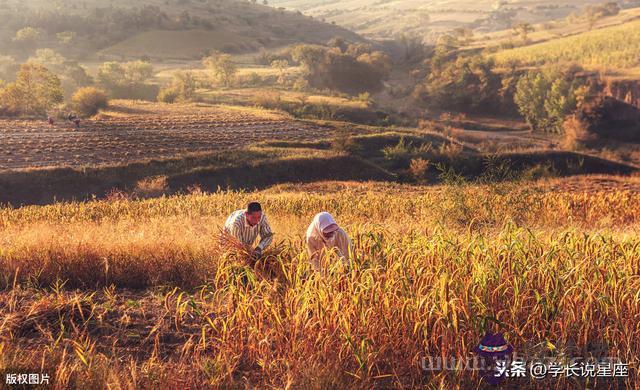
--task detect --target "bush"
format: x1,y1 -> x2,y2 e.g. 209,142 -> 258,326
382,137 -> 413,164
235,72 -> 266,87
410,158 -> 430,182
562,115 -> 596,150
357,92 -> 371,104
133,176 -> 169,199
331,135 -> 362,155
254,90 -> 282,108
72,87 -> 109,117
563,96 -> 640,144
158,71 -> 197,103
157,87 -> 179,103
434,142 -> 463,162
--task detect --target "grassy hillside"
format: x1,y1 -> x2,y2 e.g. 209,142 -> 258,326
471,7 -> 640,50
0,0 -> 363,60
492,19 -> 640,75
1,180 -> 639,387
269,0 -> 627,40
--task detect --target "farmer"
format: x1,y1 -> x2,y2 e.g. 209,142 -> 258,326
223,201 -> 274,257
305,212 -> 352,272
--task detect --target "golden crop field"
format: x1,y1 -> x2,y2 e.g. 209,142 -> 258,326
1,179 -> 638,387
492,19 -> 640,73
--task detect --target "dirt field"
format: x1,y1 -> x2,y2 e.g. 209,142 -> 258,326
0,101 -> 330,170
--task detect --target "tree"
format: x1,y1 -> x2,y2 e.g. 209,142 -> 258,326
291,44 -> 388,94
453,27 -> 474,46
586,10 -> 600,30
291,44 -> 326,70
327,37 -> 348,53
513,23 -> 534,42
98,61 -> 154,89
583,2 -> 620,30
12,27 -> 42,54
514,70 -> 583,133
72,87 -> 109,117
398,33 -> 425,62
271,59 -> 289,85
602,2 -> 621,16
158,71 -> 197,103
346,43 -> 373,58
514,72 -> 551,132
123,61 -> 154,86
28,49 -> 66,73
0,55 -> 17,82
61,63 -> 93,93
172,71 -> 197,101
544,78 -> 578,132
202,51 -> 237,87
97,62 -> 126,88
56,31 -> 76,46
0,63 -> 64,116
414,55 -> 501,113
29,49 -> 92,97
429,34 -> 460,71
357,51 -> 393,80
96,61 -> 155,99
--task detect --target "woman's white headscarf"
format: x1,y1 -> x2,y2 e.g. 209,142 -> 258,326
307,212 -> 339,242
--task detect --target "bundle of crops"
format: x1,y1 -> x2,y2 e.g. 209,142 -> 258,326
218,230 -> 286,281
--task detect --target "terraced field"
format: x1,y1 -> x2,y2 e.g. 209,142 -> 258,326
0,101 -> 330,170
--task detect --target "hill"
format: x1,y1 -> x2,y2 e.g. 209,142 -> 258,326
0,0 -> 364,61
268,0 -> 639,40
491,18 -> 640,76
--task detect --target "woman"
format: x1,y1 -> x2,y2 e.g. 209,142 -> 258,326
306,212 -> 352,272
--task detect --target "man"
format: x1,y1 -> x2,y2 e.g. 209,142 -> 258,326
223,201 -> 274,257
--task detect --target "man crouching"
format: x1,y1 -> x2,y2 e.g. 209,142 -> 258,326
223,201 -> 274,258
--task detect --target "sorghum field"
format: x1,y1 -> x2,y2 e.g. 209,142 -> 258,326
492,19 -> 640,72
1,179 -> 638,388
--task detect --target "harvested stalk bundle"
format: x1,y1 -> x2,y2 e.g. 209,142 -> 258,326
218,229 -> 286,281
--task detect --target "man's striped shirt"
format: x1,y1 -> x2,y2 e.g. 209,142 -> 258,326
223,209 -> 274,250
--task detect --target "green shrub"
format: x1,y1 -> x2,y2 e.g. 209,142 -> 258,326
382,137 -> 413,163
514,69 -> 584,133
